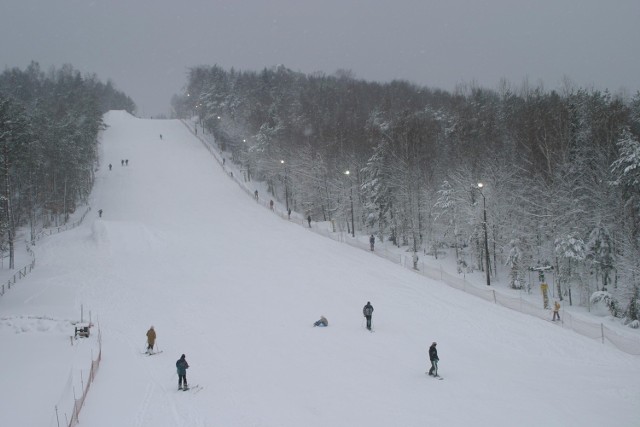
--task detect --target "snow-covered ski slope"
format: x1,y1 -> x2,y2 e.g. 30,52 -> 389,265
1,110 -> 639,427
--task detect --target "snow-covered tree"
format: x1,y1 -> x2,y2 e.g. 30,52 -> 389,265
554,234 -> 586,304
505,239 -> 526,289
585,225 -> 615,291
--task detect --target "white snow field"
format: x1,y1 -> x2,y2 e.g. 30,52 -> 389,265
1,110 -> 639,427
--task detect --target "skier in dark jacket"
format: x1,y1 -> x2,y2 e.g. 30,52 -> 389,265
369,234 -> 375,251
176,354 -> 189,390
363,301 -> 374,330
428,342 -> 439,377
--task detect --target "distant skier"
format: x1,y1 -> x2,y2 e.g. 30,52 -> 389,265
307,215 -> 312,228
254,190 -> 259,200
108,163 -> 112,170
98,209 -> 103,218
369,234 -> 375,251
270,199 -> 274,210
363,301 -> 374,331
413,251 -> 419,270
160,134 -> 163,140
288,208 -> 291,220
313,316 -> 328,327
428,342 -> 439,377
121,160 -> 124,166
146,326 -> 156,353
552,301 -> 561,321
125,159 -> 129,166
176,354 -> 189,390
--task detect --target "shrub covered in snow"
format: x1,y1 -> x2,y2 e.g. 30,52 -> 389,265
626,319 -> 640,329
590,291 -> 614,317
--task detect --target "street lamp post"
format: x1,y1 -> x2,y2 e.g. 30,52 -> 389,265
476,183 -> 491,286
281,160 -> 289,211
345,170 -> 355,237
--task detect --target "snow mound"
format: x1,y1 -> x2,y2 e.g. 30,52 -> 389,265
0,316 -> 73,335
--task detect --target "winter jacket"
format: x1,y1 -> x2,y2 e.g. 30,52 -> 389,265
176,357 -> 189,375
146,328 -> 156,346
553,302 -> 560,312
429,344 -> 439,361
363,303 -> 374,317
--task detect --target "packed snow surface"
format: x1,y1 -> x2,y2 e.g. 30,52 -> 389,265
1,111 -> 639,427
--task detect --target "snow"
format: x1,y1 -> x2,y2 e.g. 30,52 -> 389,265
1,110 -> 640,427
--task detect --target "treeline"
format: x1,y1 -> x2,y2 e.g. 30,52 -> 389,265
0,62 -> 136,267
173,65 -> 640,325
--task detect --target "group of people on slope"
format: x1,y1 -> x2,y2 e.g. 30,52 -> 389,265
101,158 -> 131,218
150,299 -> 443,389
146,326 -> 191,390
313,301 -> 441,376
312,301 -> 374,330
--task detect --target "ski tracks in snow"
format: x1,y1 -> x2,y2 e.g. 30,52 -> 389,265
127,334 -> 207,427
132,382 -> 155,427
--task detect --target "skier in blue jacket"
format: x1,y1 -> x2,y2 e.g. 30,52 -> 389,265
176,354 -> 189,390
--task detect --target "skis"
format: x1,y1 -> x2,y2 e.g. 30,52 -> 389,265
426,372 -> 444,380
179,384 -> 203,393
142,350 -> 163,356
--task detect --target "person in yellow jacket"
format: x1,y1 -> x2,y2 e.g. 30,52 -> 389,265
146,326 -> 157,353
552,301 -> 561,321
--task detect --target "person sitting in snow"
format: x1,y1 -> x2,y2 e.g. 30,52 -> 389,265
313,316 -> 328,327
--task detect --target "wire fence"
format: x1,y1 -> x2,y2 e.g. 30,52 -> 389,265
32,207 -> 92,243
0,207 -> 91,299
49,327 -> 103,427
0,244 -> 36,297
405,251 -> 640,355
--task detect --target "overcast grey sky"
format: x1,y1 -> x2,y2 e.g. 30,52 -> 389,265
1,0 -> 639,117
